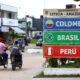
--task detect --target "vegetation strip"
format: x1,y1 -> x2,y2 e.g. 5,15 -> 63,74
34,71 -> 80,78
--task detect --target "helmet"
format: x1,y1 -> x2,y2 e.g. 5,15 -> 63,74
0,38 -> 4,41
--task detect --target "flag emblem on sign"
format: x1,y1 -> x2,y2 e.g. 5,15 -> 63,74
45,33 -> 54,42
46,20 -> 53,28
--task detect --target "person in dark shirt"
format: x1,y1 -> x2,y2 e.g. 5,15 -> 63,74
11,41 -> 22,63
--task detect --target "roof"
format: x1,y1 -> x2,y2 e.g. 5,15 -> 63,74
11,27 -> 25,34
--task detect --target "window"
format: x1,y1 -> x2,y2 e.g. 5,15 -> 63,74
0,12 -> 1,17
8,12 -> 12,19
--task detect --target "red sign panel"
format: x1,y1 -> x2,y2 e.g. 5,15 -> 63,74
43,45 -> 80,58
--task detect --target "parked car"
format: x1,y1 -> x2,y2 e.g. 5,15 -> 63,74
36,39 -> 43,46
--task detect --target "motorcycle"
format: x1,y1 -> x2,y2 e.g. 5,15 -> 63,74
0,55 -> 8,68
11,54 -> 22,71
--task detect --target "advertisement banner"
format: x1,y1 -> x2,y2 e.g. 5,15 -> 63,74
1,26 -> 9,32
44,31 -> 80,44
43,45 -> 80,58
44,18 -> 80,30
2,18 -> 18,27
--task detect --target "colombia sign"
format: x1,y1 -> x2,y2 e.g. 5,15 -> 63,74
44,18 -> 80,30
44,31 -> 80,44
43,45 -> 80,58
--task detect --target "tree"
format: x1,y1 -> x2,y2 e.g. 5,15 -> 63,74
74,0 -> 80,1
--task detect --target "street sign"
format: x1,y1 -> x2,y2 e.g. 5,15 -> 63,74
44,18 -> 80,30
44,31 -> 80,44
43,45 -> 80,58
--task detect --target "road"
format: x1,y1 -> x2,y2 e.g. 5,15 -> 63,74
0,44 -> 80,80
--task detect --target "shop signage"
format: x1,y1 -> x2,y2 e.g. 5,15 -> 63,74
44,18 -> 80,30
43,45 -> 80,58
1,26 -> 9,32
44,31 -> 80,44
2,18 -> 18,27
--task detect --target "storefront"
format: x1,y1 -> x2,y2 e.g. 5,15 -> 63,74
1,18 -> 18,42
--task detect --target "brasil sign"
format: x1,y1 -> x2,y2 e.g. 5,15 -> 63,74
44,18 -> 80,30
44,31 -> 80,44
43,45 -> 80,58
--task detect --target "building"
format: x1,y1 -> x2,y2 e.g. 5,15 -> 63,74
18,18 -> 26,31
66,4 -> 76,9
0,4 -> 18,41
0,4 -> 25,41
26,16 -> 43,38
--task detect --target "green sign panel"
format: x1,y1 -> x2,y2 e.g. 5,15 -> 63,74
44,31 -> 80,44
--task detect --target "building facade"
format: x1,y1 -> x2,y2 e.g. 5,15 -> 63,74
26,16 -> 43,38
0,4 -> 18,41
18,18 -> 26,31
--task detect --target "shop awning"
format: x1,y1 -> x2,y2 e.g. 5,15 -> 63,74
11,27 -> 25,34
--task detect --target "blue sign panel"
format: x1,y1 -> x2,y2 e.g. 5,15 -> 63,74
0,26 -> 1,32
44,18 -> 80,30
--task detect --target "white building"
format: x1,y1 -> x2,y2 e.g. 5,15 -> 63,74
0,4 -> 25,40
0,4 -> 18,31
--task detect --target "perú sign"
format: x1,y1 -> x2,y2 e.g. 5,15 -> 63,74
44,18 -> 80,30
44,31 -> 80,44
43,45 -> 80,58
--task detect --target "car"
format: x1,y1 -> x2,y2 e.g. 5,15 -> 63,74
36,39 -> 43,47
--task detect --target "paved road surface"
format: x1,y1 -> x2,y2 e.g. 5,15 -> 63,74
0,44 -> 80,80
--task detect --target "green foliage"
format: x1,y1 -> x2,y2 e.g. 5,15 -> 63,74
31,38 -> 37,44
59,58 -> 67,65
47,58 -> 80,68
74,58 -> 80,67
48,58 -> 58,67
34,71 -> 44,78
9,31 -> 19,38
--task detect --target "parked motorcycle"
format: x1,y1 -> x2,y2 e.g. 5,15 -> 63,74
11,54 -> 22,71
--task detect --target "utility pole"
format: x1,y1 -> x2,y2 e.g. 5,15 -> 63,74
25,15 -> 28,45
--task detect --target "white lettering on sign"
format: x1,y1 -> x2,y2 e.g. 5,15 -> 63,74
56,21 -> 80,27
60,49 -> 76,54
48,47 -> 52,55
57,35 -> 79,40
56,21 -> 59,27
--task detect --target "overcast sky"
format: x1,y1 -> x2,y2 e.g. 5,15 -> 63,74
0,0 -> 79,18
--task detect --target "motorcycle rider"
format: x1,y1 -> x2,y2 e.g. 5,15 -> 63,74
11,41 -> 22,63
0,38 -> 8,68
18,39 -> 24,52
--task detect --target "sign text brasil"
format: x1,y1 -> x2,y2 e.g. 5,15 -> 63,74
44,31 -> 80,44
44,18 -> 80,30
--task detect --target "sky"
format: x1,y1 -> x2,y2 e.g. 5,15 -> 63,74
0,0 -> 79,18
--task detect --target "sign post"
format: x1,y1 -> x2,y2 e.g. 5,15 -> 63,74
43,8 -> 80,76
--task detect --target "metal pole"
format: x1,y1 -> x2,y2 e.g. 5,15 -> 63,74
25,15 -> 28,45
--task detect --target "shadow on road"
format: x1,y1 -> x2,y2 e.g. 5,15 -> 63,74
0,67 -> 29,72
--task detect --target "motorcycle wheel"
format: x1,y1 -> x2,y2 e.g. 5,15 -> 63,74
3,61 -> 8,68
12,64 -> 16,71
19,64 -> 22,69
